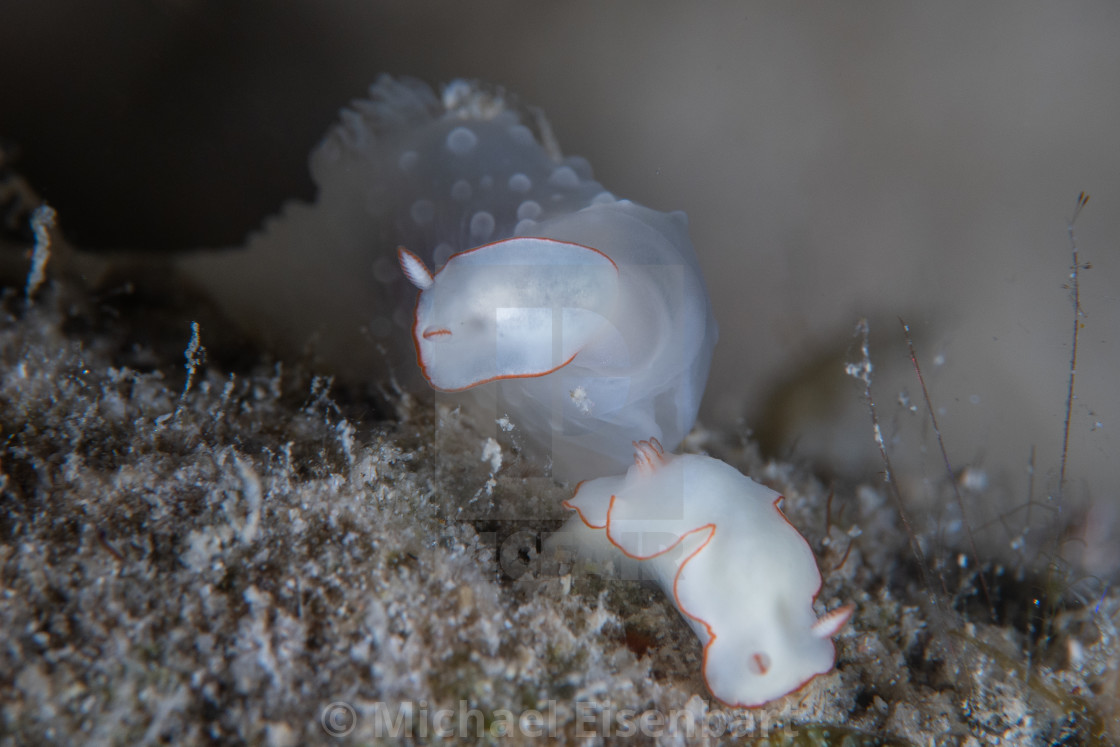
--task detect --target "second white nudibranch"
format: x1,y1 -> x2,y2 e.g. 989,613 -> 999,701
563,439 -> 852,708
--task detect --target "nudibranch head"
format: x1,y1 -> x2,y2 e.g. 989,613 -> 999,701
563,443 -> 853,708
398,239 -> 619,392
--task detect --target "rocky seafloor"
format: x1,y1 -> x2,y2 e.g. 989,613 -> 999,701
0,199 -> 1118,745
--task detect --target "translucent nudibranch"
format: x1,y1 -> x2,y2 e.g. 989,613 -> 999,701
181,75 -> 716,480
564,439 -> 853,708
382,79 -> 718,479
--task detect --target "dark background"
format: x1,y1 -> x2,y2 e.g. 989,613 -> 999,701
2,2 -> 1118,550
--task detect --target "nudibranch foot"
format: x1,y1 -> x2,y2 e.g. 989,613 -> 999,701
562,441 -> 851,708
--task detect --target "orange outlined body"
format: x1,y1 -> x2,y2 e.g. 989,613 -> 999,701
562,440 -> 853,708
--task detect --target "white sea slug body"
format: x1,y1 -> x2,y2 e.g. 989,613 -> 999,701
179,75 -> 717,480
564,439 -> 853,708
387,81 -> 718,480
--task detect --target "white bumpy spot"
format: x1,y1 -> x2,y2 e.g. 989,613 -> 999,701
548,165 -> 580,189
398,150 -> 419,173
451,179 -> 472,202
445,126 -> 478,155
469,211 -> 495,240
517,200 -> 542,221
410,199 -> 435,225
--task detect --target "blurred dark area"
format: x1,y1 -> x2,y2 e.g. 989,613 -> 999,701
2,1 -> 1118,524
0,2 -> 465,249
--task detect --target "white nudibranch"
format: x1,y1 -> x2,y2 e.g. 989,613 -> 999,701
564,439 -> 854,708
384,80 -> 718,481
177,76 -> 716,480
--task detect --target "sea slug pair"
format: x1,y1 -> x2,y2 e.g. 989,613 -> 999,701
188,75 -> 851,708
384,76 -> 851,707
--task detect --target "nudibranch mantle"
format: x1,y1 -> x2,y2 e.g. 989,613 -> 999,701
564,439 -> 853,708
